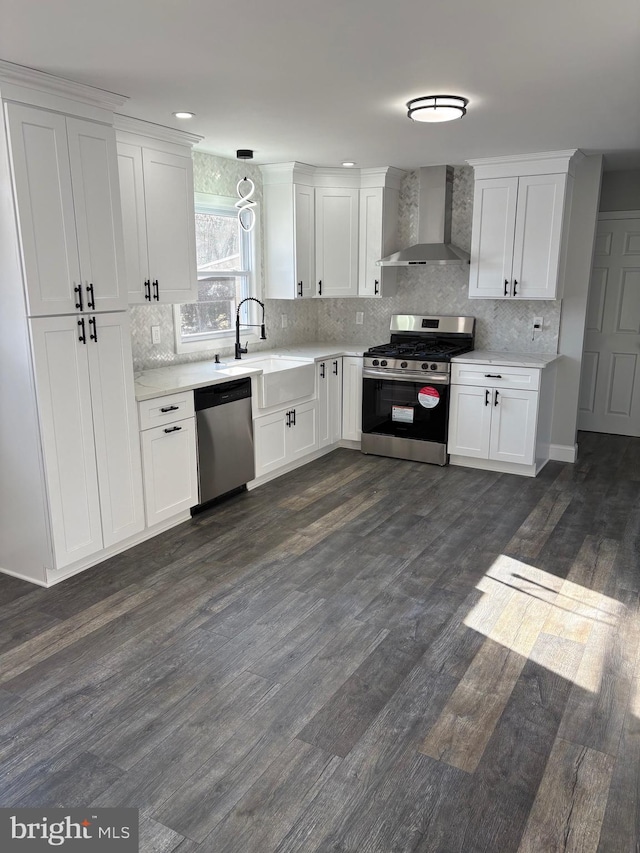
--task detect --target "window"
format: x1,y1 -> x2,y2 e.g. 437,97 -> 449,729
175,193 -> 259,353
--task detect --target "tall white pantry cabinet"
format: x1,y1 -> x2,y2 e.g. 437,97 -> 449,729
1,62 -> 149,586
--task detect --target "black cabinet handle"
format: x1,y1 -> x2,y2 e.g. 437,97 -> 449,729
318,280 -> 322,296
332,360 -> 338,375
163,426 -> 182,434
160,405 -> 179,413
297,281 -> 303,297
485,389 -> 490,406
494,390 -> 500,406
504,279 -> 509,296
484,374 -> 503,379
77,317 -> 86,344
513,279 -> 518,296
291,409 -> 296,426
86,282 -> 95,309
74,284 -> 83,312
320,362 -> 325,379
285,411 -> 291,428
89,316 -> 97,342
144,280 -> 151,301
374,279 -> 379,295
152,280 -> 159,301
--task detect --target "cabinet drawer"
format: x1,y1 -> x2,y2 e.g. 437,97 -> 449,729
138,391 -> 194,430
451,363 -> 541,392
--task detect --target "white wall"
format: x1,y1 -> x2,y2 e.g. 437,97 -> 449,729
551,154 -> 603,457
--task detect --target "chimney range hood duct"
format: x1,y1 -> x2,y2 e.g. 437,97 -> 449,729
377,165 -> 470,266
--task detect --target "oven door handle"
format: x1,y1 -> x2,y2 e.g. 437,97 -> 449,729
362,368 -> 449,384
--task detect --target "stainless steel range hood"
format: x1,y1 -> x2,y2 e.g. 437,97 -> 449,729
377,165 -> 470,266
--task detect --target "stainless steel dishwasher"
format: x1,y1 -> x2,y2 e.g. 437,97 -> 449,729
193,378 -> 254,508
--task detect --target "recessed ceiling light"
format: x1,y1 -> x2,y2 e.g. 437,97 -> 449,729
172,111 -> 195,120
342,161 -> 357,167
407,95 -> 468,123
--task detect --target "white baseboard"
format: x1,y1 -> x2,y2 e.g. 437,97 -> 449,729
548,443 -> 578,463
0,566 -> 49,587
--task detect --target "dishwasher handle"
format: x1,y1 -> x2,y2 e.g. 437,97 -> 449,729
194,378 -> 252,411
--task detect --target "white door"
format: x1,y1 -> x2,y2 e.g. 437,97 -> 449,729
512,173 -> 566,299
578,216 -> 640,436
86,313 -> 145,546
489,387 -> 538,464
66,118 -> 126,312
141,418 -> 198,526
294,184 -> 314,298
143,147 -> 197,303
315,187 -> 359,297
448,385 -> 492,458
6,103 -> 82,316
288,401 -> 318,460
30,315 -> 103,568
342,356 -> 363,441
117,142 -> 150,303
469,177 -> 518,299
359,187 -> 383,297
254,410 -> 288,476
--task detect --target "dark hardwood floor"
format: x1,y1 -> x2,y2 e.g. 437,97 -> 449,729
1,432 -> 639,852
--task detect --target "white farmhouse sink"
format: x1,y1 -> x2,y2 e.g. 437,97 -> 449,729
223,357 -> 315,408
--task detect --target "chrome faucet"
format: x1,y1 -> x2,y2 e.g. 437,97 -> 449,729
235,297 -> 266,359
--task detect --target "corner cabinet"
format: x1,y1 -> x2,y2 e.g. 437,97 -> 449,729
260,163 -> 405,299
115,116 -> 201,304
6,102 -> 126,316
467,151 -> 579,300
448,360 -> 557,477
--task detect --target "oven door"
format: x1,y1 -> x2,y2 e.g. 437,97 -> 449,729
362,370 -> 450,463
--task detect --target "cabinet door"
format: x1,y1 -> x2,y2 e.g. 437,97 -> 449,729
143,148 -> 197,303
140,418 -> 198,526
254,410 -> 288,476
86,313 -> 145,546
328,359 -> 342,445
294,184 -> 315,298
288,400 -> 318,460
317,361 -> 332,448
469,177 -> 518,299
66,118 -> 126,312
6,103 -> 81,316
358,187 -> 383,297
489,387 -> 538,465
511,173 -> 566,299
448,384 -> 492,459
117,142 -> 150,304
342,356 -> 363,441
315,187 -> 359,297
30,315 -> 103,568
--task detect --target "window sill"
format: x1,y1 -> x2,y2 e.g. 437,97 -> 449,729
174,329 -> 260,356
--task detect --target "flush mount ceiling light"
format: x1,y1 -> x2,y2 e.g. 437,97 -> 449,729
342,161 -> 357,167
172,111 -> 195,119
407,95 -> 468,123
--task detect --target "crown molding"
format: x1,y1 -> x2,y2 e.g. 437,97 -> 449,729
0,59 -> 128,111
114,114 -> 203,147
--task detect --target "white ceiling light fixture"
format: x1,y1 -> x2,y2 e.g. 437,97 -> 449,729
172,110 -> 195,119
342,160 -> 356,167
407,95 -> 468,123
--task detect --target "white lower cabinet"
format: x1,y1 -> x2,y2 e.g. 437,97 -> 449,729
342,356 -> 363,442
30,312 -> 144,569
140,413 -> 198,526
254,400 -> 318,478
448,361 -> 554,476
318,358 -> 342,448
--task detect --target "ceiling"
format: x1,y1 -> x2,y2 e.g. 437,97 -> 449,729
2,0 -> 639,171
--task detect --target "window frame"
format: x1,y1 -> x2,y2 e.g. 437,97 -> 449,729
174,192 -> 261,354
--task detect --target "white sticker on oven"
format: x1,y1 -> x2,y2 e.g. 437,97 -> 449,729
392,405 -> 414,423
418,386 -> 440,408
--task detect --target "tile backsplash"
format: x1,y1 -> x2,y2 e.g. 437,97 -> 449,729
131,156 -> 561,372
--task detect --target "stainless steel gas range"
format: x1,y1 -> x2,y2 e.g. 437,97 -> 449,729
361,314 -> 475,465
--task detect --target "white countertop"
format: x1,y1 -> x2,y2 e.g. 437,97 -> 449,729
134,342 -> 365,401
452,350 -> 561,369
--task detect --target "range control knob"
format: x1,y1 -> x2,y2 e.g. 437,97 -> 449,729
380,360 -> 388,367
400,361 -> 408,368
421,363 -> 429,370
372,359 -> 379,366
430,363 -> 438,371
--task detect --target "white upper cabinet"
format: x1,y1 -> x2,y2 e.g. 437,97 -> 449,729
116,117 -> 200,304
468,151 -> 578,300
315,186 -> 359,297
6,103 -> 126,315
358,180 -> 401,298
